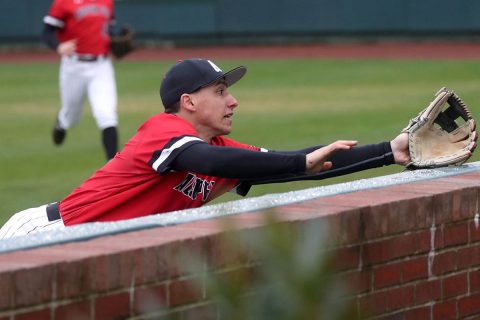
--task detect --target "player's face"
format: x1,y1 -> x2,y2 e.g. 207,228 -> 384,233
191,81 -> 239,137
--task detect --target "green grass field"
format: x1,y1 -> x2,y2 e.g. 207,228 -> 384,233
1,58 -> 480,224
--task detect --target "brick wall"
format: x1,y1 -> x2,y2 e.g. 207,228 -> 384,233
0,171 -> 479,319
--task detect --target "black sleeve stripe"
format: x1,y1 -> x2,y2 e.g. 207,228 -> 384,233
149,136 -> 203,174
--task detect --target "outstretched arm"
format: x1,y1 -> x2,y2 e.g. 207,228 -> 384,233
170,140 -> 355,179
245,140 -> 398,186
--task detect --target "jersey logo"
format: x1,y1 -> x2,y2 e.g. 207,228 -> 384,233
174,173 -> 215,202
75,4 -> 110,20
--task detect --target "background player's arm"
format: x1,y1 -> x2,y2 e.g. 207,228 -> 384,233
42,23 -> 77,56
42,24 -> 59,51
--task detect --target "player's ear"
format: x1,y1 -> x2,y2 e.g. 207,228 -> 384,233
180,94 -> 196,112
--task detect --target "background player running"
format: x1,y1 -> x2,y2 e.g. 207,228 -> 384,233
42,0 -> 120,160
0,58 -> 410,239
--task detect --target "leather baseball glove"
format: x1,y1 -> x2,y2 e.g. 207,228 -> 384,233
402,87 -> 477,169
110,25 -> 135,59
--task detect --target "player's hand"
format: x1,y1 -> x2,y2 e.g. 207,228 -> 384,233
306,140 -> 358,174
57,39 -> 77,56
390,132 -> 411,166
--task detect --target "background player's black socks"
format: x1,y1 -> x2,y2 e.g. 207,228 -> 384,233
102,126 -> 118,160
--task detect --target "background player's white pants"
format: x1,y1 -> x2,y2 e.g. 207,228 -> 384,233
0,205 -> 65,239
57,56 -> 118,130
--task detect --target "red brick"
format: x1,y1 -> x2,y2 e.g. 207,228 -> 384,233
132,243 -> 181,285
363,240 -> 390,266
15,309 -> 51,320
470,219 -> 480,243
206,232 -> 251,270
319,191 -> 389,208
431,250 -> 457,276
165,240 -> 206,279
169,278 -> 203,307
386,285 -> 415,312
0,273 -> 12,311
438,187 -> 478,223
274,201 -> 349,222
404,306 -> 431,320
388,233 -> 421,260
433,300 -> 457,320
402,256 -> 428,283
338,270 -> 371,295
13,266 -> 54,308
388,180 -> 458,194
443,222 -> 468,248
182,303 -> 218,320
439,173 -> 480,184
414,227 -> 443,253
374,263 -> 402,289
458,292 -> 480,318
206,266 -> 257,298
433,192 -> 456,226
133,284 -> 167,315
55,300 -> 91,320
95,252 -> 135,293
415,279 -> 441,304
56,259 -> 96,300
389,198 -> 431,234
362,197 -> 430,240
332,245 -> 360,271
457,188 -> 479,220
363,233 -> 430,267
327,208 -> 363,245
457,245 -> 480,269
470,270 -> 480,293
95,292 -> 130,320
358,291 -> 388,316
133,247 -> 164,285
340,207 -> 388,242
443,273 -> 468,299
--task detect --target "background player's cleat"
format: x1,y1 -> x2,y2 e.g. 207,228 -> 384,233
52,121 -> 66,146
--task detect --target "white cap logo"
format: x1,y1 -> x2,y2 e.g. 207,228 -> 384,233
207,60 -> 222,72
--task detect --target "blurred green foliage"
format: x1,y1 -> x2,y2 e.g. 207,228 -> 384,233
1,58 -> 480,223
165,213 -> 361,319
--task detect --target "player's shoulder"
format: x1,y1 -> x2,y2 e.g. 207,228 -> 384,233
212,136 -> 260,151
140,113 -> 196,136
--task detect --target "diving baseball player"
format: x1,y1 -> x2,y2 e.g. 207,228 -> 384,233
0,59 -> 411,239
42,0 -> 119,160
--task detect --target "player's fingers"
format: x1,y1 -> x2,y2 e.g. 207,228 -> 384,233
327,140 -> 358,153
306,141 -> 356,173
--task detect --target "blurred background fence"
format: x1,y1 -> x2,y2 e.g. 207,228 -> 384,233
2,0 -> 480,47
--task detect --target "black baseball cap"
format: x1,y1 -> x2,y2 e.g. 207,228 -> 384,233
160,58 -> 247,109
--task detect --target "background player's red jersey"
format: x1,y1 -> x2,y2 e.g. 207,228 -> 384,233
45,0 -> 113,55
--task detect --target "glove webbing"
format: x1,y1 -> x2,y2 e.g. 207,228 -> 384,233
434,109 -> 459,133
433,95 -> 470,133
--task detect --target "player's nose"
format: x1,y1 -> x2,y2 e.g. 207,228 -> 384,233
227,94 -> 238,109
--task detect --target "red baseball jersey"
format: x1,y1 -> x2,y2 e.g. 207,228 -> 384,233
44,0 -> 113,55
59,113 -> 260,225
